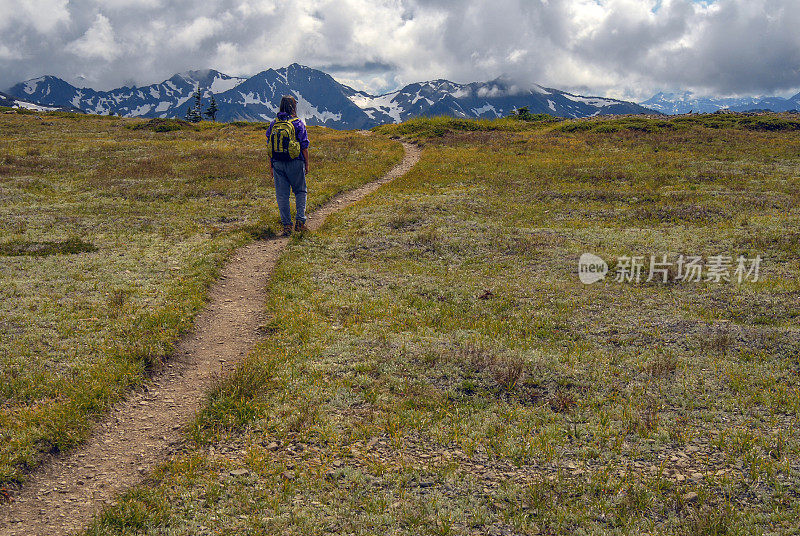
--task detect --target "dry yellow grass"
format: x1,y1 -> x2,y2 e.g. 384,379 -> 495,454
0,111 -> 403,483
88,114 -> 800,535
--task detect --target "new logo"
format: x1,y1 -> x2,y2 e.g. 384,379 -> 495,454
578,253 -> 608,284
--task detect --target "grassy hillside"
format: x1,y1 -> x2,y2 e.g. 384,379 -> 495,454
0,111 -> 403,483
84,113 -> 800,535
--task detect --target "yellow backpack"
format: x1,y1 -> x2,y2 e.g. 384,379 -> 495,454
268,116 -> 302,161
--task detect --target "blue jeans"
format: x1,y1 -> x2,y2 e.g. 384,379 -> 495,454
272,159 -> 307,226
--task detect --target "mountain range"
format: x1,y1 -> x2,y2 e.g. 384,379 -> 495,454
8,65 -> 799,128
6,64 -> 652,129
641,91 -> 800,115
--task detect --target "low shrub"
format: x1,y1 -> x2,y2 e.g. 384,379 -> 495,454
130,118 -> 199,132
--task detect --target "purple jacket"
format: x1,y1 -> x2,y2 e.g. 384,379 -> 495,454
266,112 -> 310,161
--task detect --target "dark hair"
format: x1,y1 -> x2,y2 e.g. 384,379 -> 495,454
279,95 -> 297,116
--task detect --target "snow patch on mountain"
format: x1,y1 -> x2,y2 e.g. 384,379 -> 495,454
349,90 -> 403,122
130,104 -> 152,116
23,79 -> 43,95
294,92 -> 342,124
564,94 -> 617,107
238,91 -> 277,110
471,103 -> 498,116
13,100 -> 60,111
210,75 -> 245,94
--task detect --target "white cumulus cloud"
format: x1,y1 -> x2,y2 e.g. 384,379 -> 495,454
0,0 -> 70,34
171,16 -> 226,50
66,14 -> 121,62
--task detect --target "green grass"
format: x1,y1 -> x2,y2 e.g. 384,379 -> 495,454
556,113 -> 800,134
377,112 -> 800,140
373,115 -> 558,141
11,111 -> 800,534
0,113 -> 403,483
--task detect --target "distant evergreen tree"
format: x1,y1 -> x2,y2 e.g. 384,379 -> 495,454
193,88 -> 202,114
512,106 -> 534,120
204,94 -> 218,121
185,86 -> 202,123
185,106 -> 200,123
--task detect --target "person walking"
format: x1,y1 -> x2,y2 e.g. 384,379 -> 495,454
266,95 -> 310,236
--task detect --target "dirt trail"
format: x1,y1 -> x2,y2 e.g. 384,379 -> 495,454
0,142 -> 420,536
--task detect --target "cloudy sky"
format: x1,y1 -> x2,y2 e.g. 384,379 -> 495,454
0,0 -> 798,99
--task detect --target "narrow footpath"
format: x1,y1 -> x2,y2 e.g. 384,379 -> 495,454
0,142 -> 420,536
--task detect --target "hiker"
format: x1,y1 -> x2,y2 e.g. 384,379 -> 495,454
266,95 -> 310,236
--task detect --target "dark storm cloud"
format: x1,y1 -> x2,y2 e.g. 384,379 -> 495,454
0,0 -> 798,98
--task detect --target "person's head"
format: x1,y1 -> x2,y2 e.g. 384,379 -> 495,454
279,95 -> 297,116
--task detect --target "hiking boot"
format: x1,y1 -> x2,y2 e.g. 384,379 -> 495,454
294,220 -> 308,233
281,224 -> 293,237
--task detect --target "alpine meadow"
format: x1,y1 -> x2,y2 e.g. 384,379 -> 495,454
6,0 -> 800,532
0,111 -> 402,483
1,104 -> 798,535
